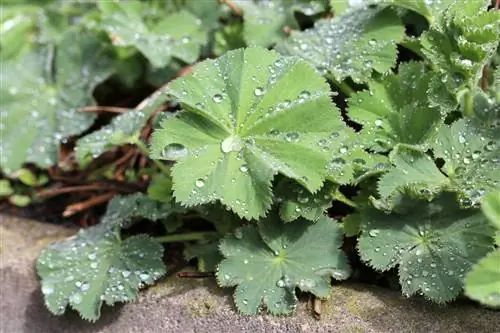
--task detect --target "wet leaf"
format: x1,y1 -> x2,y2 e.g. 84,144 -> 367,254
150,47 -> 344,219
216,213 -> 349,315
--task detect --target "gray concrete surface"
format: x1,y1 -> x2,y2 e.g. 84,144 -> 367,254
1,215 -> 499,333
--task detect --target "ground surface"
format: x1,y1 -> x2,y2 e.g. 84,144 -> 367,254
1,215 -> 499,333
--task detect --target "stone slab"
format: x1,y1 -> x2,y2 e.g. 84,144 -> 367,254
1,215 -> 498,333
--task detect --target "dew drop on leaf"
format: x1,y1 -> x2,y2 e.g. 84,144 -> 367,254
161,143 -> 188,160
254,87 -> 265,96
368,229 -> 380,237
195,179 -> 205,188
285,132 -> 299,142
221,135 -> 242,153
239,165 -> 248,173
212,94 -> 223,103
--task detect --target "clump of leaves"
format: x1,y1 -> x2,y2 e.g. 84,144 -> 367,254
1,0 -> 498,323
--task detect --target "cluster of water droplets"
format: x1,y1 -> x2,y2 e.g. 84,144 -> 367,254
280,6 -> 399,81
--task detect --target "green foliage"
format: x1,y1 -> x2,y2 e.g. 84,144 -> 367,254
36,194 -> 171,321
421,1 -> 500,113
0,29 -> 115,173
276,6 -> 405,83
1,0 -> 497,323
358,193 -> 495,303
217,213 -> 349,314
98,1 -> 207,68
347,62 -> 441,150
150,47 -> 344,219
235,0 -> 325,47
464,191 -> 500,309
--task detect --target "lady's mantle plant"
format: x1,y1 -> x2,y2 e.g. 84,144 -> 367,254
1,0 -> 499,322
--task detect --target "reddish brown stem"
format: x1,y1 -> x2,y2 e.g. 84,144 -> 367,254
176,271 -> 214,278
62,192 -> 116,217
481,65 -> 489,91
78,106 -> 129,113
36,184 -> 106,198
220,0 -> 242,15
496,0 -> 499,10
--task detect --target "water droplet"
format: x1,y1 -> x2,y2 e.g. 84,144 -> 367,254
374,119 -> 383,127
161,143 -> 188,160
276,279 -> 286,288
369,229 -> 380,237
234,228 -> 243,239
239,165 -> 248,173
221,135 -> 242,153
195,179 -> 205,188
254,87 -> 265,96
285,132 -> 299,142
122,270 -> 131,278
212,94 -> 223,103
243,259 -> 249,264
80,282 -> 90,292
242,299 -> 248,305
70,293 -> 82,304
42,284 -> 54,295
458,134 -> 466,144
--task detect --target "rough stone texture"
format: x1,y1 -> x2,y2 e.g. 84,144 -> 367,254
1,214 -> 499,333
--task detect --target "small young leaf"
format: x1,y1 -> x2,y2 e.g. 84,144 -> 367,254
98,1 -> 207,68
150,47 -> 344,219
421,1 -> 500,111
464,250 -> 500,309
0,29 -> 114,173
347,62 -> 441,151
276,6 -> 405,83
216,213 -> 349,315
358,194 -> 495,303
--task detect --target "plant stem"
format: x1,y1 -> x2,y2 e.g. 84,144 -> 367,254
154,232 -> 217,243
135,140 -> 170,175
329,75 -> 355,97
333,189 -> 358,208
463,90 -> 475,118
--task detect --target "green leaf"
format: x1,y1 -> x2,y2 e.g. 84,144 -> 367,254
36,193 -> 173,321
216,213 -> 349,315
275,179 -> 337,223
75,84 -> 172,164
0,179 -> 14,197
464,250 -> 500,308
482,191 -> 500,230
9,194 -> 31,207
330,0 -> 454,23
0,29 -> 114,173
431,119 -> 500,208
421,1 -> 500,112
36,225 -> 165,321
150,47 -> 344,219
184,239 -> 223,272
347,62 -> 442,151
377,147 -> 449,201
358,194 -> 495,303
98,1 -> 207,68
276,6 -> 405,83
102,193 -> 177,227
235,0 -> 325,47
147,174 -> 174,203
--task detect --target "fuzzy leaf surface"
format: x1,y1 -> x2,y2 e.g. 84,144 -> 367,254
331,0 -> 453,22
358,194 -> 495,303
98,1 -> 206,68
35,193 -> 174,321
235,0 -> 325,47
421,1 -> 500,112
0,30 -> 114,173
431,119 -> 500,208
347,62 -> 441,151
275,179 -> 337,222
216,214 -> 349,315
464,250 -> 500,308
276,6 -> 405,83
150,47 -> 344,219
